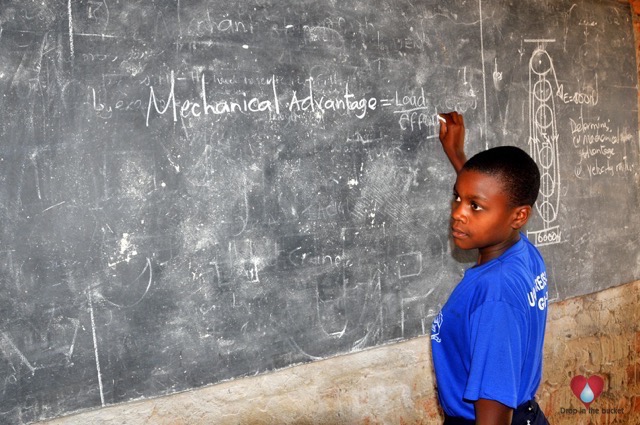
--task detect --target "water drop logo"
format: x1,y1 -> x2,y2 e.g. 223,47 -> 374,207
570,375 -> 604,408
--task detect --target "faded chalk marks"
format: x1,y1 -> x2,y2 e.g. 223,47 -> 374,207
100,257 -> 153,308
0,332 -> 36,375
0,0 -> 638,424
397,252 -> 422,279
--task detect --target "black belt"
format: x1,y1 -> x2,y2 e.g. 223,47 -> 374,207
443,415 -> 474,425
443,399 -> 548,425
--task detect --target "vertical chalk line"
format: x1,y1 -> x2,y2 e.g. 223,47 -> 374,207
67,0 -> 74,59
479,0 -> 488,149
34,162 -> 42,199
177,0 -> 182,38
67,319 -> 80,360
88,289 -> 105,406
272,75 -> 280,115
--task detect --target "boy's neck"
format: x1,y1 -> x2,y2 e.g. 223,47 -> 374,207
476,232 -> 522,265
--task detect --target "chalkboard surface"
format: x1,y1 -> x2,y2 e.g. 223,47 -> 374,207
0,0 -> 638,422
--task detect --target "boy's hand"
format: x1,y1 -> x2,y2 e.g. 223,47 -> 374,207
438,111 -> 467,174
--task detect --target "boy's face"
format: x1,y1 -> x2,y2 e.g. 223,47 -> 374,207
451,169 -> 526,264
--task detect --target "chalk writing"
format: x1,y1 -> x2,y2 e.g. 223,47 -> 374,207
571,114 -> 635,178
556,76 -> 598,105
288,80 -> 377,119
185,17 -> 254,37
528,226 -> 562,248
139,70 -> 453,133
146,71 -> 280,126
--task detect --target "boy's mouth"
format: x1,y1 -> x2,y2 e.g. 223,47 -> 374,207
451,226 -> 468,239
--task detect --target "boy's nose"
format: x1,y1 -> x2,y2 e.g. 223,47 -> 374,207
451,204 -> 467,223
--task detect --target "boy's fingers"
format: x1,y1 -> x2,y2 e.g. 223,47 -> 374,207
438,111 -> 465,143
439,112 -> 460,124
440,111 -> 464,127
438,116 -> 447,140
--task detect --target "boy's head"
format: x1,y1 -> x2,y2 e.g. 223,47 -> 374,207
451,146 -> 540,263
461,146 -> 540,208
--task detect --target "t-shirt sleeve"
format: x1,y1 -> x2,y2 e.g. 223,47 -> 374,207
463,300 -> 525,409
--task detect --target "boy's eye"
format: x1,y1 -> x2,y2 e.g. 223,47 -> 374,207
453,193 -> 461,202
471,202 -> 483,211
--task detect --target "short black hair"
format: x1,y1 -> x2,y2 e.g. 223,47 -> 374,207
462,146 -> 540,207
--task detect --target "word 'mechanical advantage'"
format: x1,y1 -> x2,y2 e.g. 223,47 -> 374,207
145,72 -> 379,125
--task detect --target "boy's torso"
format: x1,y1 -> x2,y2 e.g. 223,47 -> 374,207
431,235 -> 548,419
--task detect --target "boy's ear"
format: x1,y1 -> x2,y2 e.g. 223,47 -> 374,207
511,205 -> 532,229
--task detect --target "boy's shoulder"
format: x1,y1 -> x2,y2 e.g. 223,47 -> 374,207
475,236 -> 542,273
494,234 -> 545,269
468,237 -> 545,306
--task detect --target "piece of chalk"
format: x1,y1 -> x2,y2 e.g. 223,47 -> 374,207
438,115 -> 446,123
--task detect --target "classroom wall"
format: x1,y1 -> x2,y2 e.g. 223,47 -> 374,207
38,1 -> 640,424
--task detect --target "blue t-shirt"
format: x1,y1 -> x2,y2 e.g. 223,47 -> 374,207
431,234 -> 548,419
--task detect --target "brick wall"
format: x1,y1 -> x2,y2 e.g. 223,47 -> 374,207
540,280 -> 640,425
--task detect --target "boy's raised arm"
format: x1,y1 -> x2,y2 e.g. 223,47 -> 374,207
438,111 -> 467,174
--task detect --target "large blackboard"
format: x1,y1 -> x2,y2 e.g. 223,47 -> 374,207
0,0 -> 638,423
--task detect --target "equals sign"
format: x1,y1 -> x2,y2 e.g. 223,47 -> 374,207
379,99 -> 393,107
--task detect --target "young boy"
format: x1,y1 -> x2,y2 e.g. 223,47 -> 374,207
431,112 -> 549,425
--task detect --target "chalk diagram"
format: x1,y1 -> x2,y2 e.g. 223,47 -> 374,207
526,40 -> 562,247
285,228 -> 445,359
